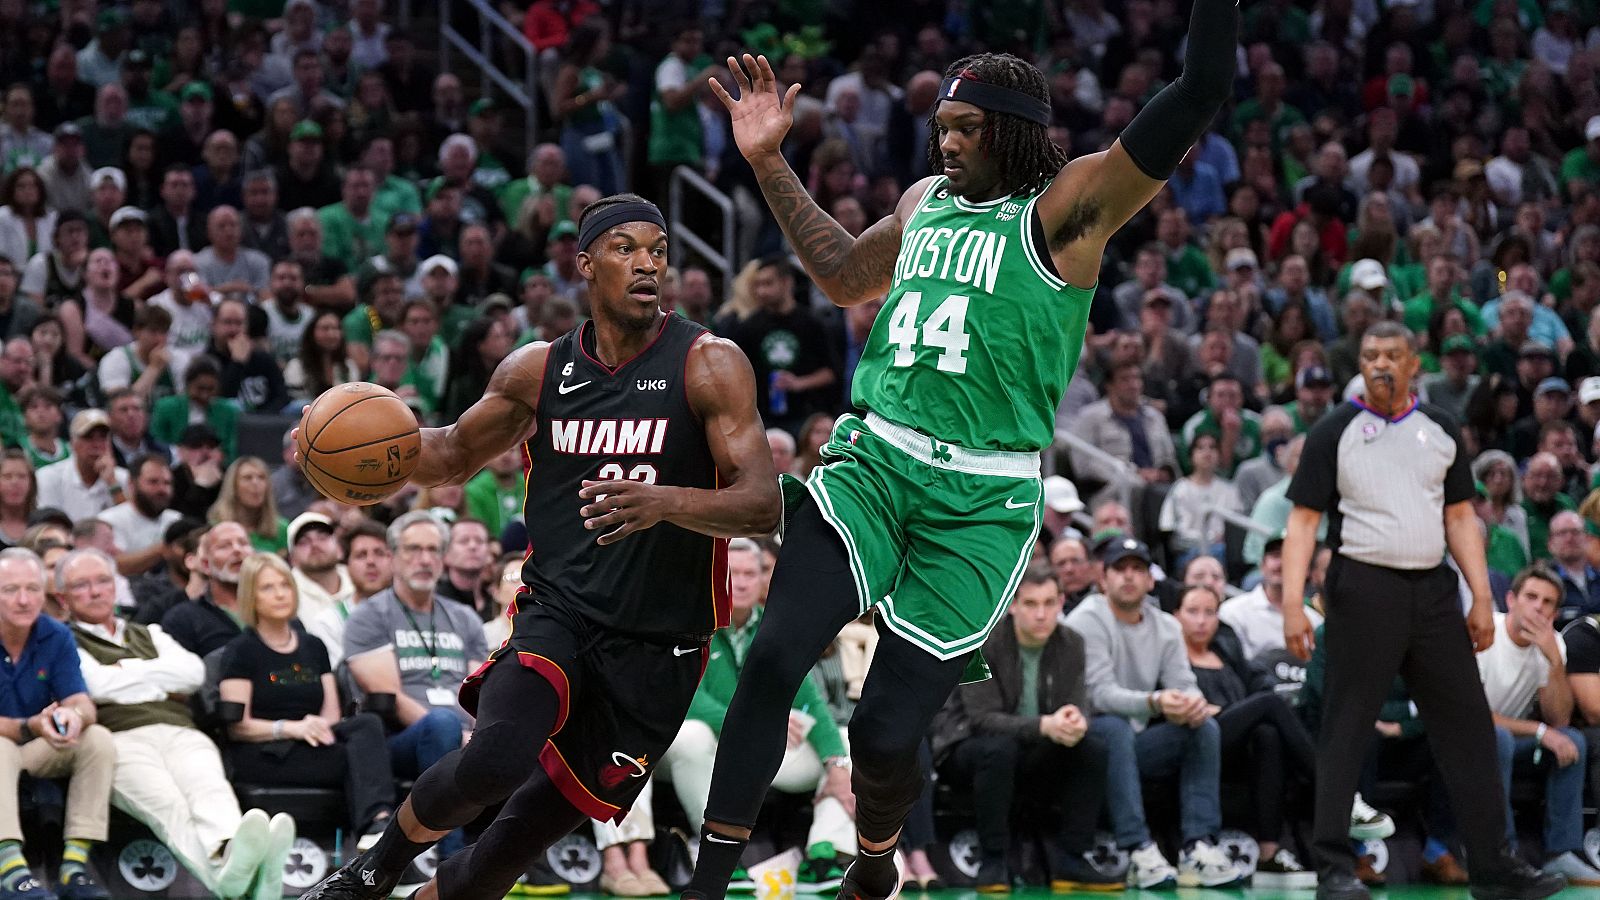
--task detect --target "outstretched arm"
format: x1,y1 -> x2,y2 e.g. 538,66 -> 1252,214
1038,0 -> 1238,285
710,53 -> 926,307
577,336 -> 781,543
412,342 -> 550,487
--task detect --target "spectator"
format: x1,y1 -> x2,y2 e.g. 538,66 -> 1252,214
147,166 -> 205,256
36,409 -> 128,522
220,552 -> 394,850
1546,511 -> 1600,626
1222,533 -> 1324,658
343,519 -> 392,603
1159,433 -> 1243,566
1479,564 -> 1600,884
1070,361 -> 1179,497
16,384 -> 66,472
96,303 -> 176,403
96,454 -> 179,576
274,122 -> 340,211
103,388 -> 166,469
239,171 -> 289,261
262,259 -> 312,367
724,256 -> 839,433
464,449 -> 523,541
268,432 -> 316,523
1235,408 -> 1294,512
342,510 -> 484,857
21,211 -> 89,309
0,258 -> 40,345
159,520 -> 249,656
433,517 -> 489,613
287,511 -> 353,626
319,166 -> 386,265
551,20 -> 625,195
1178,583 -> 1391,886
441,315 -> 514,423
1179,373 -> 1262,477
0,547 -> 115,900
1064,538 -> 1242,889
209,457 -> 286,556
61,248 -> 132,367
284,208 -> 356,313
204,297 -> 288,414
194,206 -> 270,298
37,124 -> 88,216
654,539 -> 854,892
1523,452 -> 1577,561
1049,535 -> 1097,611
932,563 -> 1117,891
0,450 -> 34,549
1421,335 -> 1481,422
149,250 -> 214,361
285,309 -> 357,403
61,544 -> 284,897
341,268 -> 406,372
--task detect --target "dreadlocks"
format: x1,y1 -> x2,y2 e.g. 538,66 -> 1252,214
927,54 -> 1069,199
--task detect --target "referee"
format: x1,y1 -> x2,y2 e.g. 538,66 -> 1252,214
1280,322 -> 1564,900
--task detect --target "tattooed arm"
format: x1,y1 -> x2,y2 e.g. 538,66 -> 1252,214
712,53 -> 923,307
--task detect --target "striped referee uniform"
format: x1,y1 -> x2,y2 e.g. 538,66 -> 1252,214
1286,397 -> 1510,879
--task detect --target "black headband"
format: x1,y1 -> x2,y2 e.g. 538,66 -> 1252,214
938,76 -> 1051,126
577,201 -> 668,252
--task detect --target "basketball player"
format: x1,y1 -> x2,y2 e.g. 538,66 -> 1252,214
681,8 -> 1240,900
296,194 -> 780,900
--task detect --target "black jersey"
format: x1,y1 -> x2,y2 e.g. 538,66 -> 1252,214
519,315 -> 729,637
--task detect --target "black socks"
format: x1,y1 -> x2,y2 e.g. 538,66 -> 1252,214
845,842 -> 900,898
682,829 -> 749,900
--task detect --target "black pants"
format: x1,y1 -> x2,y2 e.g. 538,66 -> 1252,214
940,730 -> 1109,860
225,712 -> 396,831
1313,557 -> 1508,879
704,496 -> 974,842
1216,692 -> 1316,842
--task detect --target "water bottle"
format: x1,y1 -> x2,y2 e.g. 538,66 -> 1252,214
768,370 -> 789,417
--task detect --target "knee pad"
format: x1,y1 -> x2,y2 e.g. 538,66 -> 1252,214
452,720 -> 547,807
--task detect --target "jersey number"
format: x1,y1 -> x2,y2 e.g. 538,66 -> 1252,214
886,292 -> 970,374
597,463 -> 658,484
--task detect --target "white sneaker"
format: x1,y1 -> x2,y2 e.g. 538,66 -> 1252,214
251,812 -> 296,900
217,809 -> 271,899
1127,843 -> 1178,890
1177,840 -> 1246,888
1349,793 -> 1396,841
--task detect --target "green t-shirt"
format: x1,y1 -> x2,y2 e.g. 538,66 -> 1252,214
406,336 -> 449,408
374,175 -> 423,220
1524,495 -> 1578,562
342,304 -> 384,347
497,177 -> 573,232
648,52 -> 711,167
248,518 -> 289,556
1165,244 -> 1217,300
1562,148 -> 1600,190
1179,408 -> 1263,477
1015,643 -> 1043,717
22,438 -> 68,472
465,469 -> 522,539
1403,291 -> 1486,336
319,203 -> 390,265
0,385 -> 23,449
124,90 -> 178,133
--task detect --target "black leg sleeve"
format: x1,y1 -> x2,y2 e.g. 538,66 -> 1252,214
1117,0 -> 1239,179
435,768 -> 589,900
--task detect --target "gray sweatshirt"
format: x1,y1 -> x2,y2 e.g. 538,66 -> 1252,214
1064,592 -> 1199,730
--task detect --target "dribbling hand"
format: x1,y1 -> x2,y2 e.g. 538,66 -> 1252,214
709,54 -> 801,161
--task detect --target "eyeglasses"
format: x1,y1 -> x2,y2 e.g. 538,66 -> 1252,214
397,544 -> 442,558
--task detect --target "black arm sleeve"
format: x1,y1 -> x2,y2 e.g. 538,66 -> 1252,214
1117,0 -> 1239,180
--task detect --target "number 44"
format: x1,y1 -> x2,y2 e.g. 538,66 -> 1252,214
886,292 -> 970,374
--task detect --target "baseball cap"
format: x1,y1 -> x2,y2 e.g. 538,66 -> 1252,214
1441,334 -> 1476,355
1296,365 -> 1333,389
109,206 -> 147,229
468,97 -> 499,117
290,120 -> 324,142
90,167 -> 126,191
549,220 -> 579,242
420,254 -> 458,277
1520,340 -> 1558,361
1387,73 -> 1414,97
387,212 -> 419,234
179,423 -> 221,448
1102,537 -> 1153,569
1588,116 -> 1600,143
1536,376 -> 1572,397
1581,377 -> 1600,405
1351,258 -> 1388,290
70,409 -> 110,438
1042,475 -> 1085,515
287,512 -> 335,547
181,82 -> 213,103
480,292 -> 514,314
53,121 -> 81,140
1225,247 -> 1259,271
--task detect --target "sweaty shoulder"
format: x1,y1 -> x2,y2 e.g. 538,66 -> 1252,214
685,333 -> 757,415
486,340 -> 553,408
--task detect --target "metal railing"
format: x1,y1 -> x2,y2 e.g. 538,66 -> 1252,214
668,165 -> 738,285
439,0 -> 539,152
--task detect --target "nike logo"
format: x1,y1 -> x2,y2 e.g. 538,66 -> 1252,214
557,380 -> 591,395
704,833 -> 741,845
672,645 -> 698,657
921,203 -> 948,213
1004,497 -> 1032,509
361,870 -> 376,887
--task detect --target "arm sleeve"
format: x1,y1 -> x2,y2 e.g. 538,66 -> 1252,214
1115,0 -> 1239,180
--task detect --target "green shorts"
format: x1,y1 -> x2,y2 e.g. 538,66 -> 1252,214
800,412 -> 1043,673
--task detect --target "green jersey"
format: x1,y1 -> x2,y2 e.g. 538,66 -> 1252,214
851,178 -> 1093,452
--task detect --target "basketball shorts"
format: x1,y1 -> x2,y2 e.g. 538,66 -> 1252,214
799,411 -> 1043,675
459,600 -> 707,823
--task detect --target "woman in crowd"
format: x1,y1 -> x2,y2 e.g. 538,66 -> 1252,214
0,449 -> 38,549
1261,300 -> 1313,396
209,457 -> 288,555
123,131 -> 163,210
285,310 -> 360,405
29,314 -> 90,401
0,167 -> 56,269
1464,375 -> 1519,457
1473,449 -> 1532,575
61,248 -> 135,369
219,554 -> 396,848
245,98 -> 299,173
442,315 -> 515,422
1176,583 -> 1393,885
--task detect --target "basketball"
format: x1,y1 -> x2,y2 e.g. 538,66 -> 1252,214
297,382 -> 421,506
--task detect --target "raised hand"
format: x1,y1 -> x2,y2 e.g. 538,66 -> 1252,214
708,53 -> 802,161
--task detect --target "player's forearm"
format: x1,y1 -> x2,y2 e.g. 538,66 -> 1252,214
748,152 -> 884,306
1117,0 -> 1237,180
661,480 -> 781,538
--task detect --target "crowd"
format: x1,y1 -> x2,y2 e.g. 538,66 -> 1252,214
6,0 -> 1600,894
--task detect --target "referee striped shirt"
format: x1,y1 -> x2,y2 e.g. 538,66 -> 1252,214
1286,397 -> 1475,571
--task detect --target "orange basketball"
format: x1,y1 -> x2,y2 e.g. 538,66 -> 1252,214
297,382 -> 421,506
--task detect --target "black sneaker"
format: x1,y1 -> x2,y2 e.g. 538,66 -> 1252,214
974,859 -> 1010,894
835,858 -> 901,900
1470,860 -> 1567,900
1049,854 -> 1123,892
1315,871 -> 1371,900
296,854 -> 400,900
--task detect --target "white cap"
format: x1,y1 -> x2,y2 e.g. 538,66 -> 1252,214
1588,115 -> 1600,142
1225,247 -> 1259,271
1042,475 -> 1084,514
90,167 -> 126,191
109,206 -> 146,229
1351,258 -> 1388,290
1581,376 -> 1600,405
287,511 -> 334,547
420,254 -> 459,277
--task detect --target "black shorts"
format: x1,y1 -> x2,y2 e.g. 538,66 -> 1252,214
459,598 -> 708,823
